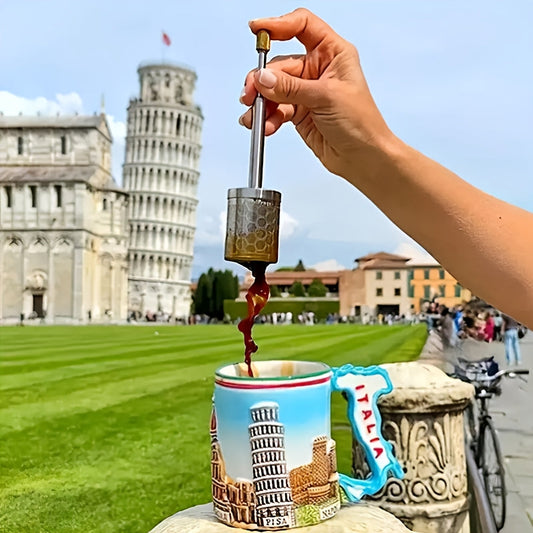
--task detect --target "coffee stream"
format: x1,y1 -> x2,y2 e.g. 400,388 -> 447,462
238,262 -> 270,377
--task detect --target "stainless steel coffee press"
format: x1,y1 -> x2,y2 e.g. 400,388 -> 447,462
224,30 -> 281,269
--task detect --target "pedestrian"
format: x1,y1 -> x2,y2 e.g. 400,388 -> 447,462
483,312 -> 494,343
501,314 -> 522,365
493,312 -> 503,342
239,8 -> 533,329
439,306 -> 458,349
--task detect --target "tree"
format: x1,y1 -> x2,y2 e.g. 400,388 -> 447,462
270,284 -> 282,297
289,281 -> 306,297
193,268 -> 239,319
308,278 -> 328,297
194,271 -> 213,316
294,259 -> 306,271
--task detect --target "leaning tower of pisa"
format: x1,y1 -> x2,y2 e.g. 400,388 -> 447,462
123,62 -> 202,319
249,402 -> 295,529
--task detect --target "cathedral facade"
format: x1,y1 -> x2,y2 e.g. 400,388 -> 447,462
0,115 -> 128,324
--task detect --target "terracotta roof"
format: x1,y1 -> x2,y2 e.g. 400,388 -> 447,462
355,251 -> 410,263
267,270 -> 340,284
241,270 -> 342,288
354,251 -> 410,270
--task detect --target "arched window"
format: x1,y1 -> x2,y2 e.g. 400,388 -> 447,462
145,111 -> 150,132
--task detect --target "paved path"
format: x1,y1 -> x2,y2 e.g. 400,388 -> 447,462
423,333 -> 533,531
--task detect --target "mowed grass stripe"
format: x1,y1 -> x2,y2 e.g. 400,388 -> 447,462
0,325 -> 400,388
0,326 -> 411,405
0,331 -> 408,396
253,325 -> 416,363
0,324 -> 427,533
1,380 -> 212,492
0,326 -> 424,429
0,329 -> 234,367
0,359 -> 219,434
0,336 -> 239,376
0,325 -> 234,359
1,380 -> 213,533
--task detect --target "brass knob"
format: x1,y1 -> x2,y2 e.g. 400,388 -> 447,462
256,30 -> 270,52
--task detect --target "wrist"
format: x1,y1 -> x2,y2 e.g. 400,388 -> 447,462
342,130 -> 405,192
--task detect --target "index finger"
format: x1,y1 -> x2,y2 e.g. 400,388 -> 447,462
249,8 -> 341,52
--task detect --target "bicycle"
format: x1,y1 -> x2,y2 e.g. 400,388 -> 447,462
452,356 -> 529,531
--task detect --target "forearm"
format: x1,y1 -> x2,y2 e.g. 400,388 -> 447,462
349,136 -> 533,327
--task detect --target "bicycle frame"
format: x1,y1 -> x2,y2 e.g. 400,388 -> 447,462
457,362 -> 528,531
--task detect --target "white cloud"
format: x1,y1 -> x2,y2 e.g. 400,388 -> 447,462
194,211 -> 226,246
106,114 -> 126,142
309,259 -> 347,272
394,241 -> 439,265
0,91 -> 83,116
279,210 -> 298,240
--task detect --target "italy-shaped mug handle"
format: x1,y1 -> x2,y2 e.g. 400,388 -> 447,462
331,364 -> 404,501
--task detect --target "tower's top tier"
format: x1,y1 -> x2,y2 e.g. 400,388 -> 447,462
137,63 -> 197,107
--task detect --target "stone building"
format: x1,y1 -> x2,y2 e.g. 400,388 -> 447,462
345,252 -> 413,318
289,436 -> 338,506
238,252 -> 470,319
210,406 -> 258,527
407,263 -> 472,312
123,62 -> 202,319
0,114 -> 128,323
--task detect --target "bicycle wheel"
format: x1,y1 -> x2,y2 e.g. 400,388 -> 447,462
479,418 -> 506,530
465,400 -> 478,445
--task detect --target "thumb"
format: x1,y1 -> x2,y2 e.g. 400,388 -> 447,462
254,68 -> 323,109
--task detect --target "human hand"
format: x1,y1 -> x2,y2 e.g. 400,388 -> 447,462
239,8 -> 395,184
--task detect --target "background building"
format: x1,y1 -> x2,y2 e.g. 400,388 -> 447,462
0,114 -> 128,324
124,62 -> 202,320
236,252 -> 470,321
345,252 -> 413,319
408,263 -> 472,312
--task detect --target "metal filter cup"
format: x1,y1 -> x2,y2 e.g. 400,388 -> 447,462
224,188 -> 281,266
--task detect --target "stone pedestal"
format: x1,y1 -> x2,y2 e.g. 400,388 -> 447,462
352,362 -> 474,533
148,502 -> 419,532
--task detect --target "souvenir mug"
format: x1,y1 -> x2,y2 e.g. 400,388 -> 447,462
210,360 -> 403,530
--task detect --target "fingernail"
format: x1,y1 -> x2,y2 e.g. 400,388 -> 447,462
257,68 -> 277,89
239,87 -> 246,104
238,115 -> 245,126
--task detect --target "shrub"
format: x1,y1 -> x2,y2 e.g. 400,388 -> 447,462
308,279 -> 328,297
289,281 -> 306,297
223,299 -> 339,322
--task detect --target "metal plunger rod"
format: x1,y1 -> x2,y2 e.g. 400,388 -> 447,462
248,30 -> 270,189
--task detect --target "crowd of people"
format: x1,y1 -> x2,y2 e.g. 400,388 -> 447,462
424,301 -> 527,365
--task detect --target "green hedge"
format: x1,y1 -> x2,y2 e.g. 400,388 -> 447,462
223,298 -> 339,322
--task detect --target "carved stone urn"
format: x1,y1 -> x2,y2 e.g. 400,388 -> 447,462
351,362 -> 474,533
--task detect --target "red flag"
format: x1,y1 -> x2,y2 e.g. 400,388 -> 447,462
162,32 -> 171,46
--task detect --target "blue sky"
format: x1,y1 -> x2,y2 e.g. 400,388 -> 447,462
215,385 -> 330,480
1,1 -> 532,278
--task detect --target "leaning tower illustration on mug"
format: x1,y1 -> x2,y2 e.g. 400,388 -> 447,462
249,402 -> 296,529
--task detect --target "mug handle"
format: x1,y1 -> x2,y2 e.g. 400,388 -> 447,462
331,364 -> 404,502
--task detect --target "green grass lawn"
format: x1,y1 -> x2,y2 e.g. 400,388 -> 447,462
0,323 -> 427,533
